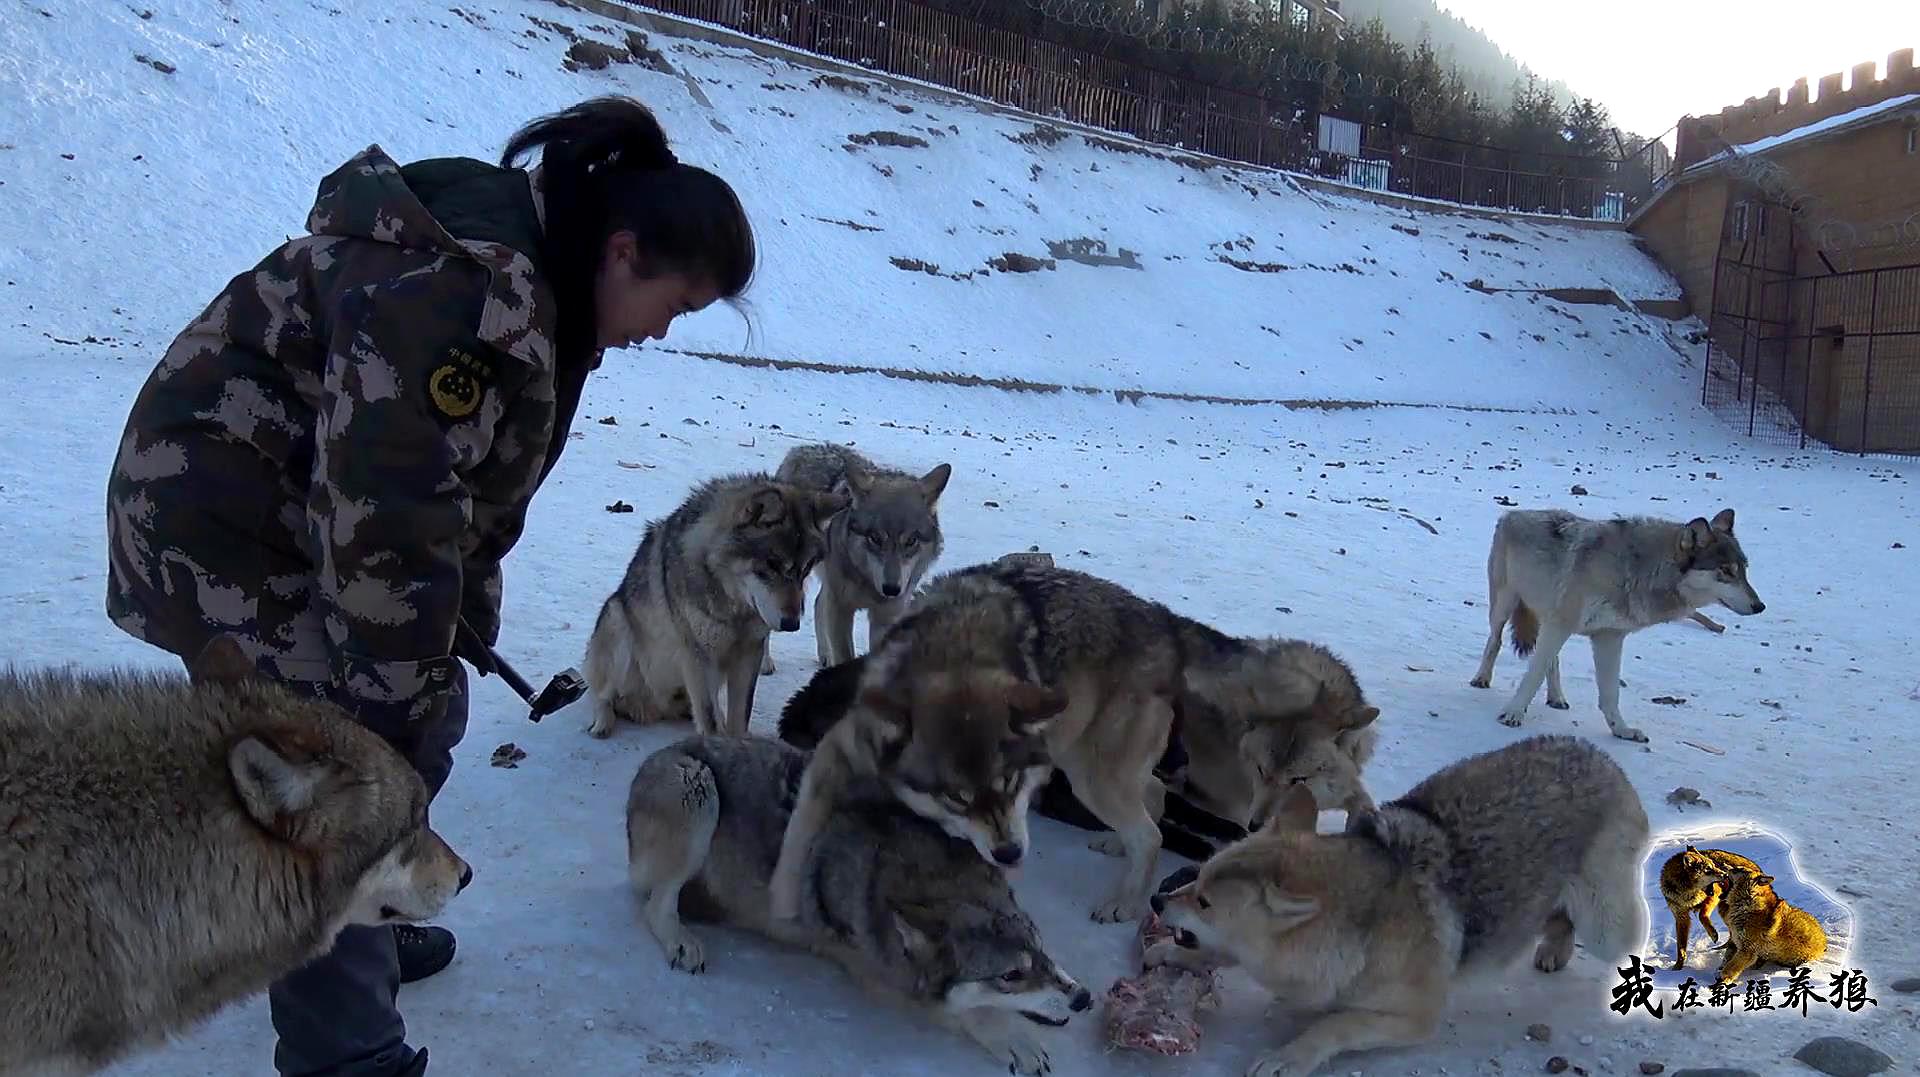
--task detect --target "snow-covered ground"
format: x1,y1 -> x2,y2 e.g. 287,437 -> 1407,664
2,1 -> 1916,1075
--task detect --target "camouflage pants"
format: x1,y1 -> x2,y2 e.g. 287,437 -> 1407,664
190,658 -> 471,1077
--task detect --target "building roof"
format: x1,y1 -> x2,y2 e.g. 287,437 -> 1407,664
1629,92 -> 1920,226
1682,92 -> 1920,174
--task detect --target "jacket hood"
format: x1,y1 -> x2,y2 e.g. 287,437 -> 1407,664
305,144 -> 473,255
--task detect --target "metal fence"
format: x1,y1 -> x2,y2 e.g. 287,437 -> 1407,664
612,0 -> 1666,220
1704,257 -> 1920,455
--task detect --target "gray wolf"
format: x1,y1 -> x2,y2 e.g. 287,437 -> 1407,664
1657,844 -> 1762,969
764,572 -> 1066,921
782,660 -> 1251,864
624,733 -> 1092,1075
776,560 -> 1380,924
1468,506 -> 1766,742
1149,734 -> 1651,1077
582,472 -> 846,738
1708,867 -> 1828,984
0,637 -> 472,1076
760,441 -> 951,674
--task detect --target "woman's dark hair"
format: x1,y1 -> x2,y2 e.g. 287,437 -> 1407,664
501,96 -> 756,358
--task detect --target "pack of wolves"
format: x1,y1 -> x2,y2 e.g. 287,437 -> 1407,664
1,437 -> 1776,1076
575,439 -> 1772,1074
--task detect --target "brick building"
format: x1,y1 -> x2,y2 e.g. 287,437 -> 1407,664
1629,48 -> 1920,453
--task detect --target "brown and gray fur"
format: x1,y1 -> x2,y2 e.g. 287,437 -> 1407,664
765,579 -> 1065,922
625,734 -> 1092,1076
1469,507 -> 1766,743
785,560 -> 1380,924
760,441 -> 952,675
1707,867 -> 1829,984
1657,844 -> 1762,969
582,471 -> 846,739
1150,734 -> 1650,1077
0,637 -> 472,1076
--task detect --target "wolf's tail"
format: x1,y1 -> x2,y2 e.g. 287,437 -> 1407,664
1509,602 -> 1539,657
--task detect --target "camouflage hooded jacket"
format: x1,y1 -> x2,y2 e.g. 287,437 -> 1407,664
106,145 -> 593,722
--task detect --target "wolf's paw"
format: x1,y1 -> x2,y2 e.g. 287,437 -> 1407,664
1468,674 -> 1492,689
663,934 -> 706,975
1545,698 -> 1572,711
1496,708 -> 1526,728
1534,936 -> 1573,972
979,1024 -> 1052,1076
1090,894 -> 1142,924
586,712 -> 617,739
760,652 -> 777,675
1608,723 -> 1649,743
1087,834 -> 1127,857
1246,1047 -> 1318,1077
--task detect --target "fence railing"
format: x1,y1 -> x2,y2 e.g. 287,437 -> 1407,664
613,0 -> 1668,221
1704,256 -> 1920,455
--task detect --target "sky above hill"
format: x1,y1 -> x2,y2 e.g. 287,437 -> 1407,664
1432,0 -> 1914,138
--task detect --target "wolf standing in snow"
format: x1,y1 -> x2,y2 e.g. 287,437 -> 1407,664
102,96 -> 758,1077
760,441 -> 952,673
1468,507 -> 1766,742
1150,734 -> 1651,1077
0,638 -> 473,1076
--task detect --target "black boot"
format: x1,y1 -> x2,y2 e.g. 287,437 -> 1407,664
394,924 -> 457,984
393,1047 -> 430,1076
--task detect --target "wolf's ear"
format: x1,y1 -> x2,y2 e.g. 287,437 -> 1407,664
738,487 -> 788,528
1710,507 -> 1736,534
188,635 -> 257,688
809,488 -> 850,528
228,735 -> 327,840
844,466 -> 877,500
1271,782 -> 1320,833
919,462 -> 952,505
890,902 -> 944,960
1754,873 -> 1774,887
1004,680 -> 1067,736
1260,881 -> 1320,924
1679,517 -> 1714,554
1308,681 -> 1378,732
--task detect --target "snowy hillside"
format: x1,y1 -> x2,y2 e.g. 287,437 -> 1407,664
2,2 -> 1917,1076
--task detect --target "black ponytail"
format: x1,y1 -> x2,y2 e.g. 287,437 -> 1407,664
501,96 -> 757,362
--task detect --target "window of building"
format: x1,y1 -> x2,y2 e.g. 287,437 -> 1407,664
1731,200 -> 1749,242
1907,126 -> 1917,155
1288,0 -> 1311,28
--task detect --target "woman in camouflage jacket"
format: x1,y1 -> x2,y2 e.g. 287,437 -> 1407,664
103,95 -> 756,1077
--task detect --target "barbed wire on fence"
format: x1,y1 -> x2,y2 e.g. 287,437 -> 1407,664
1694,120 -> 1920,261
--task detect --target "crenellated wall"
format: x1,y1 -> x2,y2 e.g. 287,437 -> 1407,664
1675,47 -> 1918,169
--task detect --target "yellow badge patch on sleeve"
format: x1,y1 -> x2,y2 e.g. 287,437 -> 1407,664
427,345 -> 495,422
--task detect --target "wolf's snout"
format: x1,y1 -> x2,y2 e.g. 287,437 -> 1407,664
779,614 -> 801,632
1069,987 -> 1092,1012
1748,599 -> 1766,614
457,863 -> 474,893
1247,813 -> 1268,833
881,582 -> 903,598
991,843 -> 1024,866
1149,892 -> 1168,914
